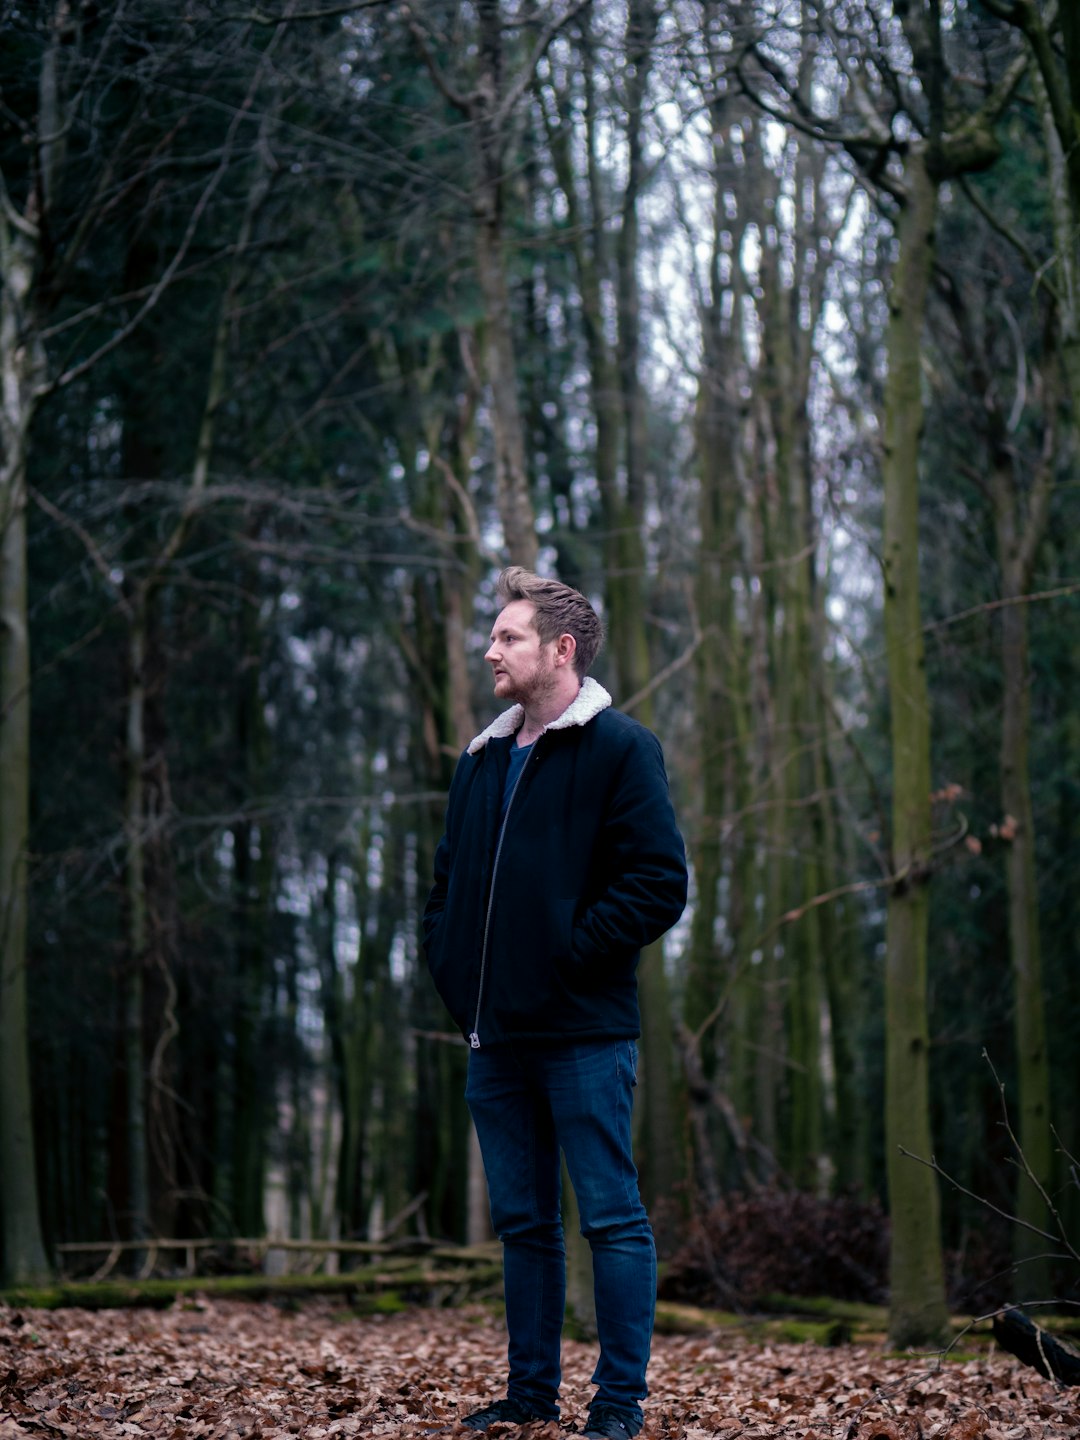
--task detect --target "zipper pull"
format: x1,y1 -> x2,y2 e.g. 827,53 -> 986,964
469,1032 -> 481,1050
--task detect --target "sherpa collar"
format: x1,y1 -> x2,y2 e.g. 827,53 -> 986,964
466,675 -> 612,755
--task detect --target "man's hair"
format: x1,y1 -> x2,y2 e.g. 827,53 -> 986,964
495,567 -> 605,677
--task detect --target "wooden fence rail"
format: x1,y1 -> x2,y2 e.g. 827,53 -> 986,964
54,1237 -> 500,1284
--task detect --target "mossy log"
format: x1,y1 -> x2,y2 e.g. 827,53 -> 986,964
754,1292 -> 888,1328
654,1300 -> 857,1346
0,1259 -> 502,1312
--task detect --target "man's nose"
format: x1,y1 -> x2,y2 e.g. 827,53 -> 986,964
485,642 -> 498,662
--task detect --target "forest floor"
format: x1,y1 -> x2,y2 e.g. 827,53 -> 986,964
1,1298 -> 1078,1440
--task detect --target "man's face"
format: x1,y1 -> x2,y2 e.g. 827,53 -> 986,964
485,600 -> 559,706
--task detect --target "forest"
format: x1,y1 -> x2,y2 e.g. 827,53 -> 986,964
1,0 -> 1078,1361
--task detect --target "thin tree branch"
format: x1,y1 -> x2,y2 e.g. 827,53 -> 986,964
898,1143 -> 1068,1250
770,876 -> 894,932
619,625 -> 717,715
219,0 -> 395,19
822,683 -> 892,878
402,6 -> 471,114
735,50 -> 908,204
923,582 -> 1080,636
496,0 -> 595,133
28,487 -> 130,618
0,167 -> 40,240
814,5 -> 899,147
989,0 -> 1074,167
433,455 -> 502,568
958,176 -> 1057,294
38,13 -> 284,398
984,1051 -> 1080,1265
937,45 -> 1030,177
38,240 -> 273,344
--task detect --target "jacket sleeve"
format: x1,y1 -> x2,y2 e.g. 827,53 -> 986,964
569,726 -> 688,967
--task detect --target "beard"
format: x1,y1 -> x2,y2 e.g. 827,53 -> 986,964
495,654 -> 559,707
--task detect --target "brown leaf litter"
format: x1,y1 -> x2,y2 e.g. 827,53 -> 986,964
1,1300 -> 1077,1439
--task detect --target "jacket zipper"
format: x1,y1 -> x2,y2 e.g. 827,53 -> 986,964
469,739 -> 539,1049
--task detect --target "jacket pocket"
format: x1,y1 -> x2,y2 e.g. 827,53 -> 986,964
554,898 -> 609,993
424,924 -> 470,1032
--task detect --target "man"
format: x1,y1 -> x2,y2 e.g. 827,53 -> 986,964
423,567 -> 688,1438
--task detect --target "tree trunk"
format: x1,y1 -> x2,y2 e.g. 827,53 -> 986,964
123,602 -> 152,1249
987,23 -> 1072,1303
683,113 -> 740,1081
999,593 -> 1051,1296
1016,11 -> 1080,419
230,826 -> 269,1236
605,0 -> 687,1238
475,216 -> 538,568
0,455 -> 49,1284
387,320 -> 486,1247
991,449 -> 1053,1298
817,736 -> 867,1192
470,0 -> 537,569
683,89 -> 756,1195
758,193 -> 823,1189
0,218 -> 50,1285
882,150 -> 949,1348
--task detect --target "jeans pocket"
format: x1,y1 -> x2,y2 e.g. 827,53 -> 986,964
624,1039 -> 638,1086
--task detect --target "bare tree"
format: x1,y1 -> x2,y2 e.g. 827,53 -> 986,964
738,0 -> 1027,1345
403,1 -> 594,566
0,0 -> 296,1279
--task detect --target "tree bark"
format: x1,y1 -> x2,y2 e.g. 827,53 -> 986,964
990,440 -> 1053,1296
475,216 -> 538,568
999,591 -> 1052,1295
977,7 -> 1072,1301
0,437 -> 49,1285
757,153 -> 822,1190
881,151 -> 949,1348
685,342 -> 741,1197
123,603 -> 152,1249
0,205 -> 49,1286
607,0 -> 688,1240
682,85 -> 761,1194
468,1 -> 537,567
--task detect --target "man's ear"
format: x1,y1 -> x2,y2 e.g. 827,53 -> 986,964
553,632 -> 577,668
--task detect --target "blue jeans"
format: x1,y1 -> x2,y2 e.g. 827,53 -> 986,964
465,1039 -> 656,1426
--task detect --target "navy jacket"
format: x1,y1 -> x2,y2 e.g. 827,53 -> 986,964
422,678 -> 688,1047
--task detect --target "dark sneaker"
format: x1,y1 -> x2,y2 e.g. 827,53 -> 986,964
460,1397 -> 549,1430
581,1405 -> 640,1439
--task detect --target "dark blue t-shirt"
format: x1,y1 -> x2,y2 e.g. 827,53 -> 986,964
501,740 -> 534,817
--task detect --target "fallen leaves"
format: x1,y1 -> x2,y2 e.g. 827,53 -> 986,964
0,1300 -> 1077,1439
